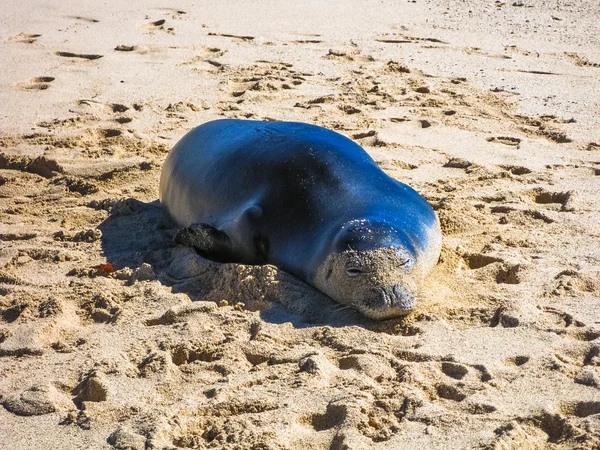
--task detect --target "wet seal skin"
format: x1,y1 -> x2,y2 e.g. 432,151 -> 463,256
160,119 -> 442,319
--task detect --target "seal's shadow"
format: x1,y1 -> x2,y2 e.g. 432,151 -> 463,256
98,199 -> 373,328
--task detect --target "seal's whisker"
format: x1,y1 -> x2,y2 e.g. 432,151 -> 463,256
330,304 -> 350,313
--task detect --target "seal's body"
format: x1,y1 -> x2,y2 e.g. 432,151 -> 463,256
160,119 -> 441,319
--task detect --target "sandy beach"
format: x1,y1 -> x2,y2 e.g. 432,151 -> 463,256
1,0 -> 599,448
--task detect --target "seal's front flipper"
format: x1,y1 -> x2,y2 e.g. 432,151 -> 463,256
175,223 -> 237,263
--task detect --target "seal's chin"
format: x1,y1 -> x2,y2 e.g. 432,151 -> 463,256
359,285 -> 416,320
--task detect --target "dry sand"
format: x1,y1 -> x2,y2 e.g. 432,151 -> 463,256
1,0 -> 600,448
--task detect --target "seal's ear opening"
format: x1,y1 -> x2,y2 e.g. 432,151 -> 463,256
333,219 -> 416,254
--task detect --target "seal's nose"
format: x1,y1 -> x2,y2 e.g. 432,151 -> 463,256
367,286 -> 416,319
391,284 -> 416,310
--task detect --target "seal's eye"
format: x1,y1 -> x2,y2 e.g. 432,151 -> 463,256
345,267 -> 362,277
400,259 -> 412,267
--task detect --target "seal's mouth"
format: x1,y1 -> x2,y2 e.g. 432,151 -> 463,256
359,285 -> 416,320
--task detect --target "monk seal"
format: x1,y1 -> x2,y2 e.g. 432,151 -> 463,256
159,119 -> 441,320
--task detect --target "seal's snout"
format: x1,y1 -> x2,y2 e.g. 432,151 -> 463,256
366,284 -> 415,319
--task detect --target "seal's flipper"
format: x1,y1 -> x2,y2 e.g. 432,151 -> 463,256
175,223 -> 237,263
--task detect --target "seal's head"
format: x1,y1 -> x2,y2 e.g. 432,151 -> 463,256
313,218 -> 436,320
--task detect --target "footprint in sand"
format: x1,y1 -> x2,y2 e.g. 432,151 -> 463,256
208,32 -> 255,42
376,34 -> 447,45
8,32 -> 42,44
376,38 -> 412,44
67,15 -> 99,23
292,39 -> 323,44
338,104 -> 362,115
564,52 -> 600,68
2,384 -> 73,416
498,164 -> 532,175
526,188 -> 577,212
16,76 -> 55,91
114,45 -> 136,52
503,355 -> 530,366
486,136 -> 521,146
436,383 -> 467,401
152,7 -> 187,16
56,51 -> 103,60
72,99 -> 131,116
143,18 -> 175,34
444,157 -> 472,169
561,400 -> 600,418
440,362 -> 469,380
110,103 -> 129,113
514,115 -> 573,143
